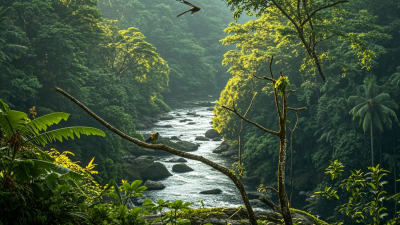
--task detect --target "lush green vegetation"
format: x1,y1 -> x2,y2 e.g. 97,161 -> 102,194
1,0 -> 400,224
213,0 -> 400,223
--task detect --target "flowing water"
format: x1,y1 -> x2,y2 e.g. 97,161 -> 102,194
137,102 -> 264,209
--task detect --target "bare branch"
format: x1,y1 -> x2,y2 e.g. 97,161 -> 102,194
252,74 -> 275,83
287,107 -> 307,111
259,196 -> 281,213
221,105 -> 280,136
300,1 -> 349,27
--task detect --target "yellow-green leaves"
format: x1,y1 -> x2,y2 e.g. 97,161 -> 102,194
275,76 -> 290,96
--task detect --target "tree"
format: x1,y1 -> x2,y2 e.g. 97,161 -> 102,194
348,75 -> 399,167
221,57 -> 306,225
223,0 -> 385,82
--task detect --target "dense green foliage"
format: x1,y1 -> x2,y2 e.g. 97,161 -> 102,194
213,0 -> 400,223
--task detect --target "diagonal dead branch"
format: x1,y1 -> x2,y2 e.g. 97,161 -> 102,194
221,105 -> 280,136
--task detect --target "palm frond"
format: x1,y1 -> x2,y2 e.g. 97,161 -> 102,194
29,127 -> 106,146
0,109 -> 28,137
372,93 -> 390,103
21,112 -> 70,135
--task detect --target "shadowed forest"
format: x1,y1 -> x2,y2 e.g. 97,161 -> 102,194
1,0 -> 400,224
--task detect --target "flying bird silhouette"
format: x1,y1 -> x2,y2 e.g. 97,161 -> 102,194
177,0 -> 201,17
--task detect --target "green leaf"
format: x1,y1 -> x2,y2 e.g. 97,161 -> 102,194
30,126 -> 106,147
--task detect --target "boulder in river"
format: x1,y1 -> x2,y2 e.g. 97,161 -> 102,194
159,114 -> 174,120
156,124 -> 173,128
207,107 -> 214,111
170,136 -> 181,141
176,141 -> 198,151
205,129 -> 220,138
187,111 -> 197,116
212,137 -> 222,141
144,180 -> 165,190
179,119 -> 192,122
187,122 -> 196,125
168,158 -> 188,163
136,123 -> 147,130
212,145 -> 229,154
195,136 -> 209,141
200,189 -> 222,194
172,163 -> 194,173
140,162 -> 172,180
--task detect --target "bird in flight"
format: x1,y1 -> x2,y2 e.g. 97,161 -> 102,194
146,132 -> 159,144
177,0 -> 201,17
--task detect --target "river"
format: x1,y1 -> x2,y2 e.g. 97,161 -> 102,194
136,100 -> 265,210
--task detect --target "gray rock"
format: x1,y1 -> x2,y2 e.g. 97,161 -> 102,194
200,189 -> 222,194
193,114 -> 200,117
175,113 -> 181,116
221,149 -> 236,157
156,124 -> 173,128
159,114 -> 174,120
203,218 -> 226,225
136,123 -> 147,130
140,162 -> 172,180
207,107 -> 214,111
205,129 -> 220,138
186,111 -> 197,115
179,119 -> 192,122
187,122 -> 196,125
176,141 -> 198,151
212,145 -> 229,154
195,136 -> 209,141
170,136 -> 181,141
136,155 -> 158,161
168,158 -> 188,163
249,199 -> 267,208
143,180 -> 165,190
212,137 -> 222,141
172,163 -> 194,173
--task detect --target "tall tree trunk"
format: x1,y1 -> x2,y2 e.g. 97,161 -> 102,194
395,147 -> 397,215
370,120 -> 374,167
278,136 -> 292,225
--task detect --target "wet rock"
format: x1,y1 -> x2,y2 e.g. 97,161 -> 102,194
179,119 -> 192,122
212,137 -> 222,141
200,189 -> 222,194
140,162 -> 172,180
205,129 -> 220,138
136,123 -> 147,130
159,114 -> 174,120
175,113 -> 181,116
193,114 -> 200,117
176,141 -> 198,151
249,199 -> 267,208
172,163 -> 194,173
187,122 -> 196,125
212,145 -> 229,154
221,149 -> 236,157
156,124 -> 173,128
168,158 -> 188,163
203,218 -> 226,225
195,136 -> 209,141
207,107 -> 214,111
170,136 -> 181,141
144,180 -> 165,190
136,155 -> 158,161
187,111 -> 197,116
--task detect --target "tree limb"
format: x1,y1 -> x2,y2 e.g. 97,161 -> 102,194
259,196 -> 281,213
287,107 -> 307,111
300,1 -> 349,27
221,105 -> 279,136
